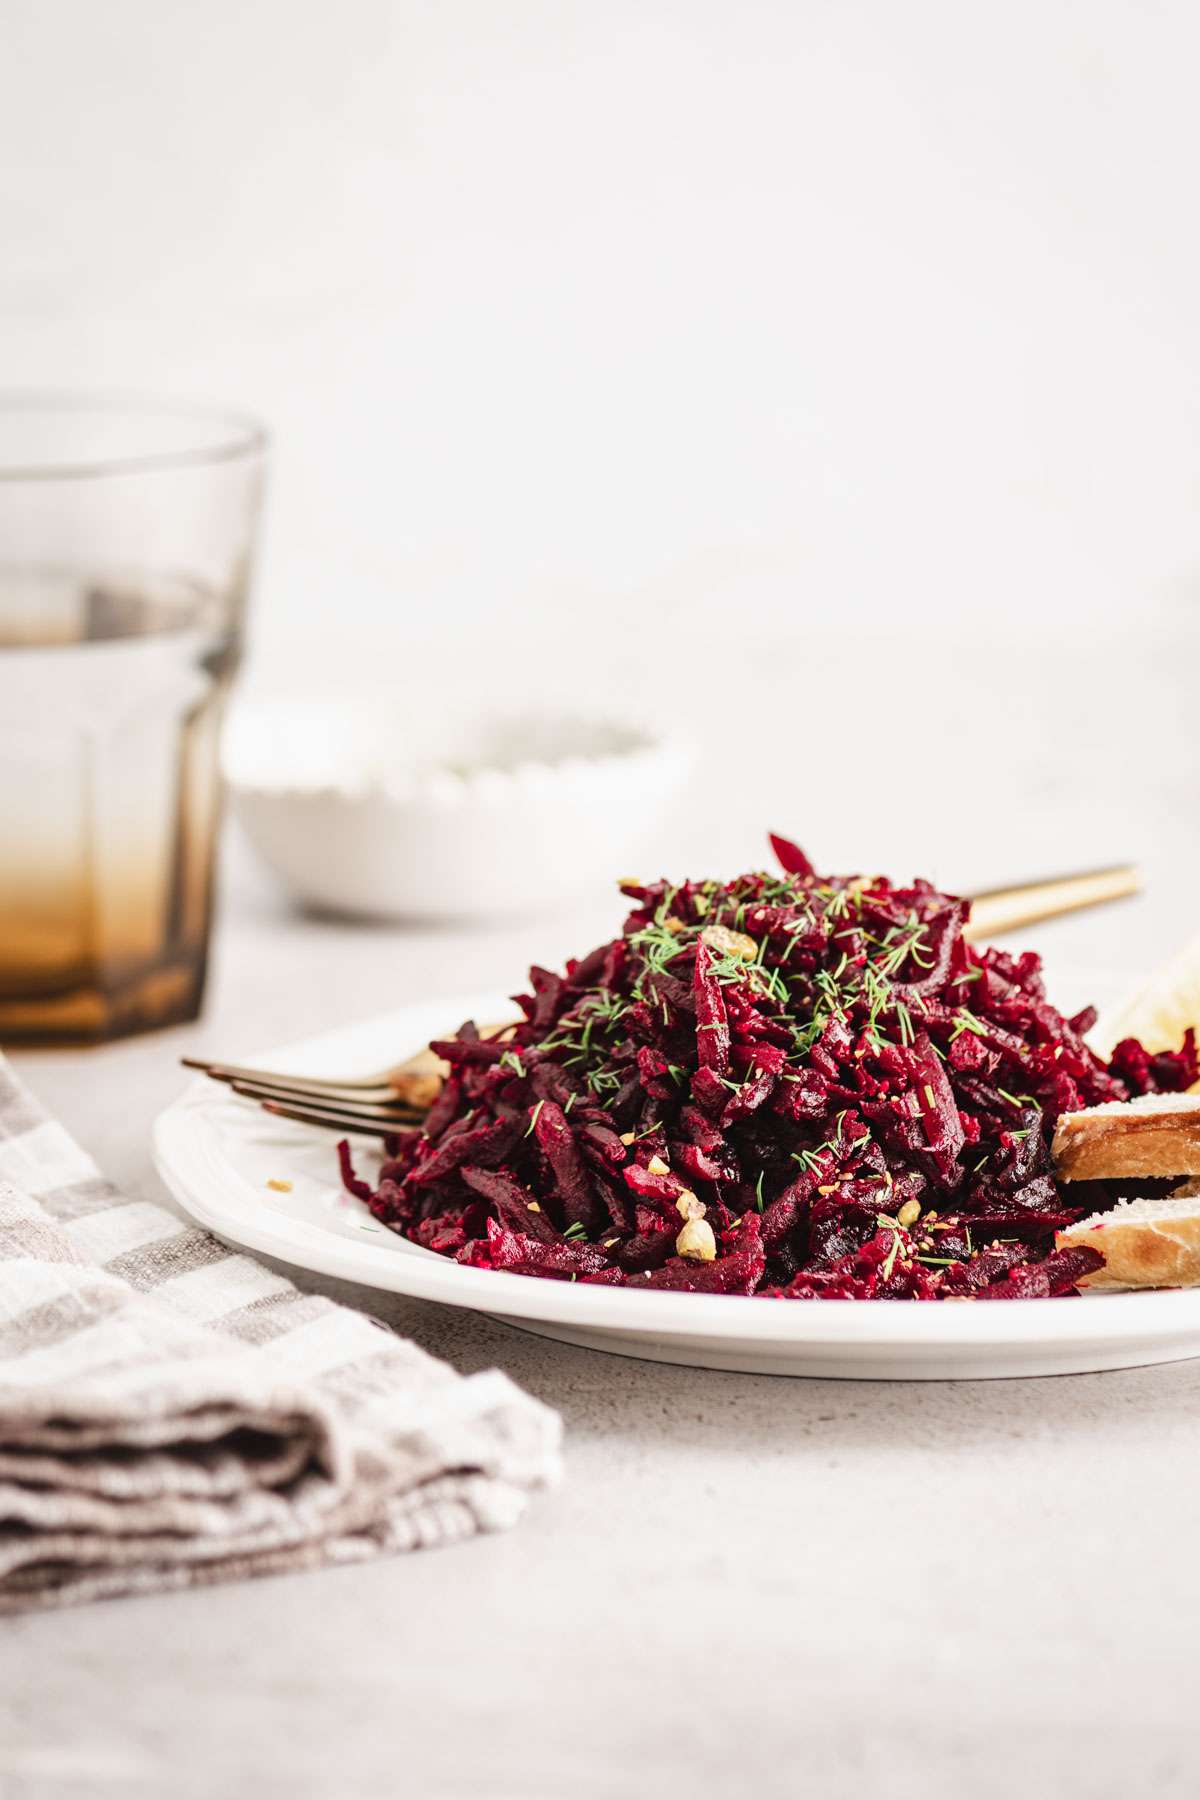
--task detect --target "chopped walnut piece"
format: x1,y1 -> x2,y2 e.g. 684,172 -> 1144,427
700,924 -> 758,962
675,1217 -> 717,1262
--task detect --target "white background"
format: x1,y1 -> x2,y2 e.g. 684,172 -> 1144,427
2,0 -> 1198,902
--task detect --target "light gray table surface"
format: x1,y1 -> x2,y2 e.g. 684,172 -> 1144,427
3,834 -> 1200,1800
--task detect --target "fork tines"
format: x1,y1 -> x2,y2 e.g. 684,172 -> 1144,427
182,1056 -> 399,1099
225,1075 -> 417,1115
228,1079 -> 422,1131
256,1097 -> 416,1139
182,1057 -> 427,1136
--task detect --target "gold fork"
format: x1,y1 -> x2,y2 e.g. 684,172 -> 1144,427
181,1033 -> 514,1137
184,862 -> 1140,1135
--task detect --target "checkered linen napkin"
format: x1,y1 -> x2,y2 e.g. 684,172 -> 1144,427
0,1054 -> 561,1613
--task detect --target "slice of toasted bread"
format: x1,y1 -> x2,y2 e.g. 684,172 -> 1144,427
1056,1189 -> 1200,1290
1051,1093 -> 1200,1183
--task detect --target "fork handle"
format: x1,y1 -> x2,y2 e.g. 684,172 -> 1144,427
963,864 -> 1141,941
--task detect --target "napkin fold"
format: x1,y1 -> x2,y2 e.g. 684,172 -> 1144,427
0,1056 -> 561,1612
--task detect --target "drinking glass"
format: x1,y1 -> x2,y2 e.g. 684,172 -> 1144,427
0,395 -> 268,1042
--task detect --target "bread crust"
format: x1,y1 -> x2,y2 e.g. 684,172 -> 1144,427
1052,1103 -> 1200,1182
1056,1207 -> 1200,1290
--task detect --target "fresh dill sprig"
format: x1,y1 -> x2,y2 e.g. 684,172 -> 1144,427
949,1011 -> 986,1041
995,1087 -> 1035,1109
525,1098 -> 546,1136
584,1067 -> 621,1095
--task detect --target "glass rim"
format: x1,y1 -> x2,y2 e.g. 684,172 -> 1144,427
0,390 -> 269,483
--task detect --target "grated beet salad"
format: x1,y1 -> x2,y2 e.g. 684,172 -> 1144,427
339,838 -> 1198,1300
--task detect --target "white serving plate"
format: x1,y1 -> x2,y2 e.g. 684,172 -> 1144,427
154,992 -> 1200,1381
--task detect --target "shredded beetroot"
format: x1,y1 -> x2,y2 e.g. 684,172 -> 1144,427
336,1137 -> 374,1202
339,841 -> 1196,1300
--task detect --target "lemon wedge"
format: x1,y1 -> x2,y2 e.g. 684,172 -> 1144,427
1098,930 -> 1200,1070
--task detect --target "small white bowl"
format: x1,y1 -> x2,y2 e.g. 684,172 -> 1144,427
223,697 -> 693,923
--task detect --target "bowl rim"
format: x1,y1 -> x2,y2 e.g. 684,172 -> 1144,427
223,695 -> 694,804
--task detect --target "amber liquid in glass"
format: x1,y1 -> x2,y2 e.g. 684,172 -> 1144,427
0,568 -> 240,1043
